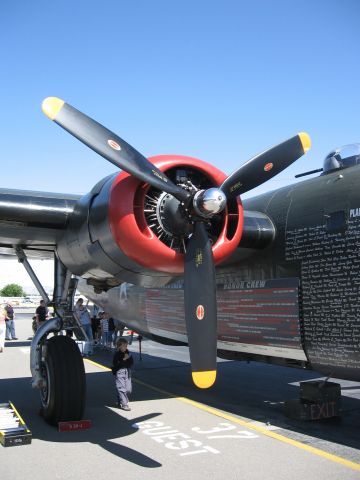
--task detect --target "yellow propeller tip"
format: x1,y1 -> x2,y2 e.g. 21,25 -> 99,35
42,97 -> 64,120
298,132 -> 311,153
192,370 -> 216,389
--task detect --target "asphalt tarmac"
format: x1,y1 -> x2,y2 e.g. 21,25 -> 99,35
0,311 -> 360,479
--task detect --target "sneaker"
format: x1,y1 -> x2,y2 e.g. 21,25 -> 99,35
5,338 -> 11,341
121,405 -> 131,411
12,338 -> 18,340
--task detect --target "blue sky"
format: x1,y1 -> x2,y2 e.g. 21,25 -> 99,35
1,0 -> 360,200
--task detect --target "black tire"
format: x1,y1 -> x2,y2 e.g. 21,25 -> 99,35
39,335 -> 86,426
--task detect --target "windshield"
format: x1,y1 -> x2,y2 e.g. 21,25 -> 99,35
323,143 -> 360,174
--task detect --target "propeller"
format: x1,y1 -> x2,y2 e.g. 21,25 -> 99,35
184,222 -> 217,388
42,96 -> 311,389
41,97 -> 191,205
220,133 -> 311,198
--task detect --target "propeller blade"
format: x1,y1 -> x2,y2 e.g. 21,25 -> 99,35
184,222 -> 217,388
220,133 -> 311,198
42,97 -> 191,204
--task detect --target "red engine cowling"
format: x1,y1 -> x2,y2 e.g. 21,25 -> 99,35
57,155 -> 243,287
109,155 -> 243,274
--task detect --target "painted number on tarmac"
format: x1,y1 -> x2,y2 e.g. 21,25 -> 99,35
192,422 -> 258,439
133,420 -> 258,457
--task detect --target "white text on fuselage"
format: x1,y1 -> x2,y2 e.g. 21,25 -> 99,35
350,208 -> 360,218
223,280 -> 266,290
167,279 -> 267,290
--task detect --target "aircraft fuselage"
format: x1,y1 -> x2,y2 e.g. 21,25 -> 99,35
80,164 -> 360,382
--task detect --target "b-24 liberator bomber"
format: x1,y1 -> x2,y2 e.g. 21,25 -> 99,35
0,96 -> 359,425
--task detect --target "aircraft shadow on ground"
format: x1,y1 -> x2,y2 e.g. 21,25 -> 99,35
1,345 -> 360,461
0,372 -> 162,467
97,348 -> 360,452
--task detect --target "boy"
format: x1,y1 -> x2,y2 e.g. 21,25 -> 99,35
112,338 -> 133,411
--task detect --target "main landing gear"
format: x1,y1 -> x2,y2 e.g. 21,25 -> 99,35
39,336 -> 86,425
16,248 -> 87,426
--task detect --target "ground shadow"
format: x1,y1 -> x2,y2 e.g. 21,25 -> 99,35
1,340 -> 360,460
0,372 -> 162,467
99,346 -> 360,453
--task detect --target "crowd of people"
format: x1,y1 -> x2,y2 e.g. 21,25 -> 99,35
74,298 -> 134,409
26,297 -> 131,350
0,298 -> 135,410
1,298 -> 135,354
74,297 -> 132,352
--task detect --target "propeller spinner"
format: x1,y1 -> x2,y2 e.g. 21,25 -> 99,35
42,97 -> 311,388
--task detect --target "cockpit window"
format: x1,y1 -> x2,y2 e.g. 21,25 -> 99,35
322,143 -> 360,174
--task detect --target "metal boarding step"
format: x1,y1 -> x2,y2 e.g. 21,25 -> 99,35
0,402 -> 32,447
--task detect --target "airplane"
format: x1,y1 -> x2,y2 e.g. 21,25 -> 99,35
1,96 -> 359,426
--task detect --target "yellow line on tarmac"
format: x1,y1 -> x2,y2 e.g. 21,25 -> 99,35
84,359 -> 360,473
85,358 -> 111,371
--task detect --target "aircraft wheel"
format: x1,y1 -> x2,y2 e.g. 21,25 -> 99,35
39,335 -> 86,426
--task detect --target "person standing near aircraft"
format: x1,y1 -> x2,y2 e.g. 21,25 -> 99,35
4,302 -> 17,340
91,303 -> 100,340
112,338 -> 133,411
107,313 -> 116,348
99,311 -> 109,348
0,305 -> 6,352
35,299 -> 49,328
112,318 -> 125,346
74,297 -> 93,354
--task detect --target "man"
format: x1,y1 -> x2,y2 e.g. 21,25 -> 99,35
74,298 -> 93,355
113,318 -> 125,347
0,306 -> 6,352
4,302 -> 17,340
91,304 -> 101,341
35,299 -> 49,328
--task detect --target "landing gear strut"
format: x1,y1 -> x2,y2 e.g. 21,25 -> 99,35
16,248 -> 87,426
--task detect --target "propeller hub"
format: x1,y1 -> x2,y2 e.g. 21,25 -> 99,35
193,188 -> 227,217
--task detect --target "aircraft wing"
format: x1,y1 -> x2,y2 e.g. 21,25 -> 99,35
0,188 -> 80,258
